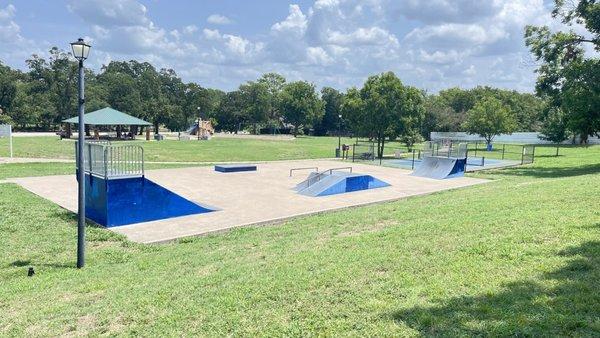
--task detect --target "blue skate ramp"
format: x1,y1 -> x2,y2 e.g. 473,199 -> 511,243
296,171 -> 390,197
411,156 -> 466,179
85,174 -> 215,227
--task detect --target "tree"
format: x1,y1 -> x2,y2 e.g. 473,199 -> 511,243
342,72 -> 424,158
0,62 -> 18,114
525,0 -> 600,143
279,81 -> 324,137
215,90 -> 245,133
314,87 -> 344,136
539,107 -> 569,143
258,73 -> 286,132
239,81 -> 270,134
463,96 -> 517,145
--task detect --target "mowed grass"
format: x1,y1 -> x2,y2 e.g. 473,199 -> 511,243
0,136 -> 353,162
0,146 -> 599,336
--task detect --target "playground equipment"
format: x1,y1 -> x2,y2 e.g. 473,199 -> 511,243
214,164 -> 257,173
293,167 -> 390,197
180,119 -> 214,140
77,142 -> 214,227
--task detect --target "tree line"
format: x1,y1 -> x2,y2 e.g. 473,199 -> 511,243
3,1 -> 598,148
0,51 -> 547,141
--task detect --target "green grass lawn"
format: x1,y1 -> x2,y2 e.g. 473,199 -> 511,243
0,146 -> 599,336
0,136 -> 353,162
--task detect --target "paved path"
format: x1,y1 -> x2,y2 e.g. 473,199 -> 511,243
9,160 -> 488,243
0,157 -> 73,164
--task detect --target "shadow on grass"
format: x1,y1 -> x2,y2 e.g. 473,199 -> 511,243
392,241 -> 600,336
496,163 -> 600,179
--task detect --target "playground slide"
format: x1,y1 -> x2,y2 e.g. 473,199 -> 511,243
296,171 -> 390,197
85,174 -> 215,227
411,156 -> 466,179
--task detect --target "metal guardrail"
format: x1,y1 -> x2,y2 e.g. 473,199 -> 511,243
75,141 -> 144,179
289,167 -> 318,177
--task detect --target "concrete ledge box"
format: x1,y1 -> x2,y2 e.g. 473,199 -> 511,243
214,164 -> 257,173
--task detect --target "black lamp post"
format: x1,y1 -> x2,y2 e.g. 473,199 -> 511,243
338,114 -> 343,154
71,38 -> 91,269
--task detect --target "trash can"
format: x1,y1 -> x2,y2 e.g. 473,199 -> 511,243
154,134 -> 164,141
335,148 -> 340,158
486,143 -> 493,151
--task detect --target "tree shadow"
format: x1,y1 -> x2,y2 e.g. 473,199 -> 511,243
391,241 -> 600,336
495,163 -> 600,179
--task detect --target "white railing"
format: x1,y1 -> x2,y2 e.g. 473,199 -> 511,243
76,142 -> 144,179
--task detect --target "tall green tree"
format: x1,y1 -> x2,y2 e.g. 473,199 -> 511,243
463,96 -> 517,145
342,72 -> 424,158
314,87 -> 344,136
239,81 -> 270,134
525,0 -> 600,143
258,73 -> 286,132
279,81 -> 324,137
215,90 -> 245,133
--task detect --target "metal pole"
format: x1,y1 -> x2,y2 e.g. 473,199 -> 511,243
502,144 -> 505,160
76,60 -> 85,269
8,125 -> 12,158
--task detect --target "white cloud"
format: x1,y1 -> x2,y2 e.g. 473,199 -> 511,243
306,46 -> 333,65
183,25 -> 198,34
2,0 -> 565,92
203,28 -> 221,40
0,4 -> 23,43
271,4 -> 307,36
207,14 -> 232,25
327,27 -> 399,46
67,0 -> 149,27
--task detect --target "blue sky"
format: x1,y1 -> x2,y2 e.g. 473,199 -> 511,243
0,0 -> 563,92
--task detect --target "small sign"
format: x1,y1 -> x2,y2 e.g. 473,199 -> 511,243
0,124 -> 11,137
0,124 -> 13,157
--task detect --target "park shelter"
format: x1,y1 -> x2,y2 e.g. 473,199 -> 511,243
62,107 -> 151,139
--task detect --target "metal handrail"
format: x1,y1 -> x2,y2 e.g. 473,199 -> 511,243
289,167 -> 318,177
326,167 -> 352,174
305,167 -> 353,188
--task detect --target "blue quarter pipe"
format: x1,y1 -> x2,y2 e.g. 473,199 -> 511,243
411,156 -> 466,179
295,171 -> 390,197
84,174 -> 215,227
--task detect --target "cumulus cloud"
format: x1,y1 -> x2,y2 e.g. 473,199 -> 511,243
207,14 -> 232,25
271,4 -> 307,36
2,0 -> 564,92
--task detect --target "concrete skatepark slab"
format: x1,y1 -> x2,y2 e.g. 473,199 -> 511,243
8,160 -> 488,243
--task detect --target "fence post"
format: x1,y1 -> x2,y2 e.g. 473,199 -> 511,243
556,145 -> 559,157
502,144 -> 506,160
412,149 -> 415,169
88,143 -> 92,173
474,142 -> 478,157
532,145 -> 536,163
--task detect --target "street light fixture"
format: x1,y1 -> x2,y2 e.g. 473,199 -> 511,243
70,38 -> 90,269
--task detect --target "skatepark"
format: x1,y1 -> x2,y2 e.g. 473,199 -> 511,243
8,157 -> 487,243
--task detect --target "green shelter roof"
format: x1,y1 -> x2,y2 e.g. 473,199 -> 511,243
62,107 -> 151,126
